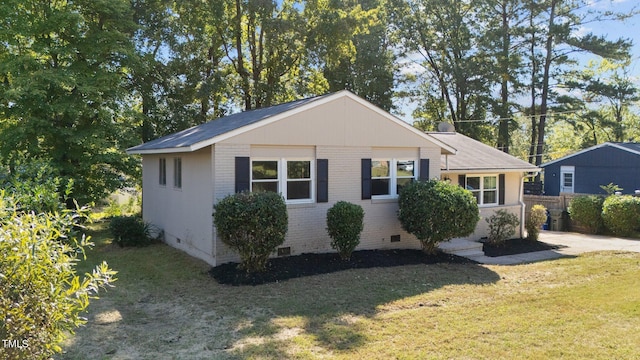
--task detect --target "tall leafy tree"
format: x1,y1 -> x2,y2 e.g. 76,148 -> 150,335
0,0 -> 139,204
525,0 -> 633,171
391,0 -> 495,141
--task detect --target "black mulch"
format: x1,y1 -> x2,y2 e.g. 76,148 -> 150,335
210,249 -> 476,286
482,238 -> 562,257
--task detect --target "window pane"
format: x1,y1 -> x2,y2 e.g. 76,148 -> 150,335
467,177 -> 480,191
287,161 -> 310,179
287,181 -> 311,200
397,161 -> 415,177
252,161 -> 278,179
252,181 -> 278,193
484,176 -> 497,190
397,178 -> 414,194
174,158 -> 182,188
372,160 -> 390,178
471,191 -> 480,204
483,190 -> 497,204
563,174 -> 573,187
372,178 -> 390,196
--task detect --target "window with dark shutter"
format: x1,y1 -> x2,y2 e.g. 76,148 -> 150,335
499,174 -> 505,205
419,159 -> 430,180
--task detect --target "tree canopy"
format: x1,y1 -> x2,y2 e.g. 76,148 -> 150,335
1,0 -> 638,202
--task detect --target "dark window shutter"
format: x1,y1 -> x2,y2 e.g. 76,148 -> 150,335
499,174 -> 505,205
235,157 -> 250,193
419,159 -> 430,180
361,158 -> 371,200
458,174 -> 466,188
317,159 -> 328,203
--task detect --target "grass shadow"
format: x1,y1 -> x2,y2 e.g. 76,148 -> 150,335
61,222 -> 502,359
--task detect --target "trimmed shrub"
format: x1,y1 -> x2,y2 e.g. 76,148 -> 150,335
602,195 -> 640,237
486,209 -> 520,246
398,179 -> 479,254
213,191 -> 288,272
568,195 -> 604,234
326,201 -> 365,260
109,215 -> 152,247
525,204 -> 547,241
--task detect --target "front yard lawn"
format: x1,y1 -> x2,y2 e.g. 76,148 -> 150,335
60,221 -> 640,359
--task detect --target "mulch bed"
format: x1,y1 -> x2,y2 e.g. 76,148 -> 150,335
210,249 -> 476,286
482,238 -> 562,257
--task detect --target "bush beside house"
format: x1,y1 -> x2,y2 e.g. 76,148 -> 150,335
602,195 -> 640,237
486,209 -> 520,246
213,191 -> 288,273
568,195 -> 605,234
526,205 -> 547,241
326,201 -> 364,260
398,180 -> 479,254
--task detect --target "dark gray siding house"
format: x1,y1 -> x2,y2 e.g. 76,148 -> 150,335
540,142 -> 640,196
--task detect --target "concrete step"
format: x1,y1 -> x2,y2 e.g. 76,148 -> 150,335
438,238 -> 484,258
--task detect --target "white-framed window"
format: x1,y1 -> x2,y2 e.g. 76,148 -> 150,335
372,159 -> 417,198
251,158 -> 314,203
173,157 -> 182,189
159,158 -> 166,186
466,175 -> 498,205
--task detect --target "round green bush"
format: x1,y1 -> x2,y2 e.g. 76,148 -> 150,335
525,204 -> 547,241
326,201 -> 364,260
568,195 -> 604,234
602,195 -> 640,237
213,191 -> 288,272
398,179 -> 479,253
109,215 -> 152,247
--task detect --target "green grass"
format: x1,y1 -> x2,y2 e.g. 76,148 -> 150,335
60,221 -> 640,359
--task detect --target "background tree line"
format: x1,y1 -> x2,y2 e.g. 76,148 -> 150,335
0,0 -> 637,203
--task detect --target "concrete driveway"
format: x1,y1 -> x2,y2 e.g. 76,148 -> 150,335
471,231 -> 640,265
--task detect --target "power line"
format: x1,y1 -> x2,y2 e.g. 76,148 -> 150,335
448,109 -> 587,124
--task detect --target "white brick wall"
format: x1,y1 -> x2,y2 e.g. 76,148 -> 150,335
213,145 -> 440,265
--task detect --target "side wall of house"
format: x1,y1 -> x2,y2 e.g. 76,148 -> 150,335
142,147 -> 215,264
446,171 -> 524,239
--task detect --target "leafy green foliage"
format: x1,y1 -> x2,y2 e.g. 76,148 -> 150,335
602,195 -> 640,237
526,205 -> 547,241
398,180 -> 479,253
600,183 -> 623,196
0,0 -> 140,205
486,209 -> 520,246
213,192 -> 288,272
0,194 -> 116,359
326,201 -> 365,260
568,195 -> 605,234
109,215 -> 152,247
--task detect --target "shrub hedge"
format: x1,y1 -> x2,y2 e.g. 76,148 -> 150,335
526,204 -> 547,241
213,191 -> 288,273
602,195 -> 640,237
398,179 -> 479,253
568,195 -> 604,234
486,209 -> 520,246
326,201 -> 364,260
109,215 -> 152,247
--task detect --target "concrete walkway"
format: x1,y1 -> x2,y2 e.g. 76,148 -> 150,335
470,231 -> 640,265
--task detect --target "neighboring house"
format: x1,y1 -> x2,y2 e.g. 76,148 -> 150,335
540,142 -> 640,196
428,132 -> 539,240
127,91 -> 455,266
127,90 -> 538,266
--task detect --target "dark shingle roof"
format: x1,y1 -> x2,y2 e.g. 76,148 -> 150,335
427,132 -> 539,172
127,94 -> 331,153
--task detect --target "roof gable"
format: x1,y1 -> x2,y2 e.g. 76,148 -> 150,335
540,142 -> 640,168
127,91 -> 456,155
427,132 -> 539,173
